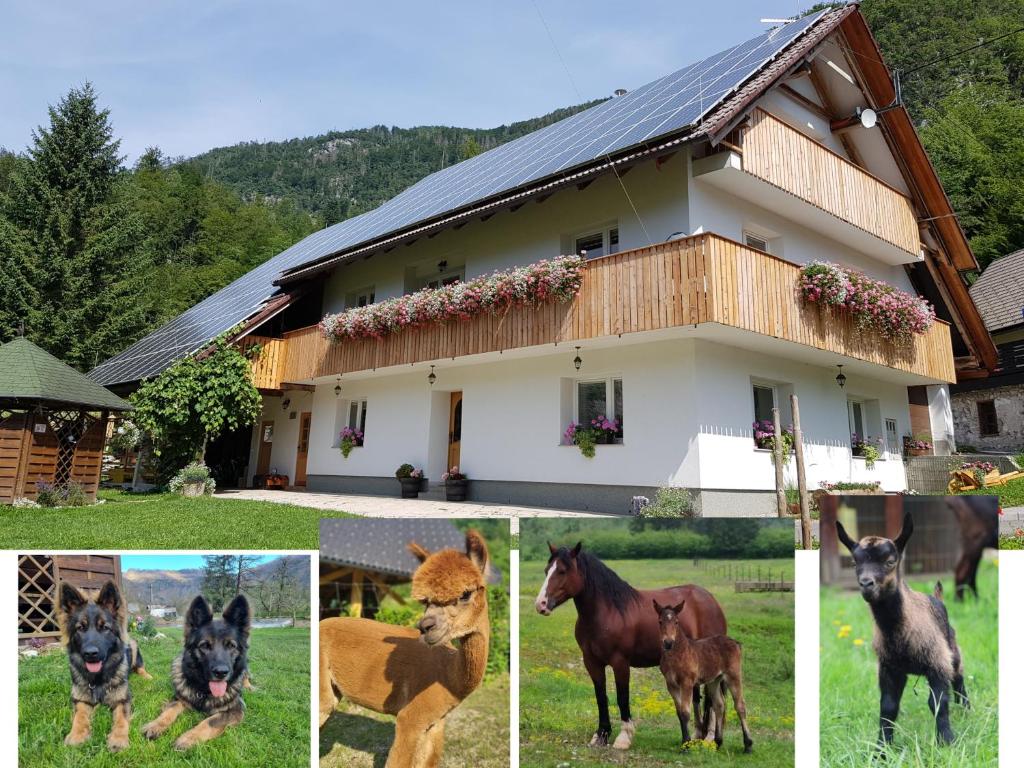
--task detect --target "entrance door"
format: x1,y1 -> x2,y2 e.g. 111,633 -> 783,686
447,392 -> 462,471
256,421 -> 273,479
295,412 -> 311,487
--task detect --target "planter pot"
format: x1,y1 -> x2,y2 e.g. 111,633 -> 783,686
907,447 -> 931,457
445,479 -> 467,502
399,477 -> 422,499
181,481 -> 206,498
787,502 -> 801,516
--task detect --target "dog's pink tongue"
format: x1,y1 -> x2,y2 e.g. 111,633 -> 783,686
209,680 -> 228,698
85,661 -> 102,674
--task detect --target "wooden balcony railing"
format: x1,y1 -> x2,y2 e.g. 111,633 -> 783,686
270,234 -> 954,386
742,108 -> 920,257
240,335 -> 287,390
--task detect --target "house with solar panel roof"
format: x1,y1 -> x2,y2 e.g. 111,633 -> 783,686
91,5 -> 997,514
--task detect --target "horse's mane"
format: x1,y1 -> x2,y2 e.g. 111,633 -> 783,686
573,549 -> 641,615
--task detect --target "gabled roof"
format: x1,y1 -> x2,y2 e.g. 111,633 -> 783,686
90,6 -> 851,387
0,337 -> 131,411
970,249 -> 1024,333
319,519 -> 500,583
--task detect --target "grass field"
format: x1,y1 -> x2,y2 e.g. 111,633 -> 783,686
319,674 -> 510,768
819,559 -> 998,767
519,557 -> 795,768
0,490 -> 350,549
961,476 -> 1024,507
18,626 -> 310,768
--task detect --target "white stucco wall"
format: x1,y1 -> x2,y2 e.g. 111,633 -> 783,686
247,389 -> 313,483
285,335 -> 909,494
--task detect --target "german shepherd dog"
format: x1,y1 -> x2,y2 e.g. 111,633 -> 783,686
142,594 -> 250,750
58,580 -> 152,751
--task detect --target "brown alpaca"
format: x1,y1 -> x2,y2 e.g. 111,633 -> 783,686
654,600 -> 753,753
319,530 -> 491,768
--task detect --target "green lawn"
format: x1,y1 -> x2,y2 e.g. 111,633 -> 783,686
319,674 -> 510,768
19,626 -> 310,768
0,490 -> 350,549
519,557 -> 795,768
961,476 -> 1024,507
819,559 -> 997,767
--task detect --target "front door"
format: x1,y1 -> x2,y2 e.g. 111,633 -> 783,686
295,412 -> 311,487
447,391 -> 462,471
256,421 -> 273,478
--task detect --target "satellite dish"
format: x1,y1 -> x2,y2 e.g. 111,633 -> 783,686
858,107 -> 878,129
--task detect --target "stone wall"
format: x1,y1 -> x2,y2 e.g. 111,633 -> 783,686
951,383 -> 1024,453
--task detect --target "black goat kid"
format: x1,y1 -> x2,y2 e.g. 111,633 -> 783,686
836,512 -> 969,748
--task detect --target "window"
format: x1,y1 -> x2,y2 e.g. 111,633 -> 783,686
744,231 -> 770,253
848,400 -> 864,439
346,286 -> 375,309
575,226 -> 619,260
348,399 -> 368,434
425,271 -> 463,290
885,418 -> 899,456
977,400 -> 998,436
575,378 -> 624,440
752,384 -> 776,424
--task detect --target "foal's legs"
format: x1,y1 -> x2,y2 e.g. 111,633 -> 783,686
611,660 -> 635,750
668,676 -> 694,745
724,673 -> 754,753
583,655 -> 611,746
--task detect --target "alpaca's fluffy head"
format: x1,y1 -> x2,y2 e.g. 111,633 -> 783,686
409,530 -> 489,645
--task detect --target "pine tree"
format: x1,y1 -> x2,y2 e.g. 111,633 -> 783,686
0,217 -> 37,341
3,83 -> 152,369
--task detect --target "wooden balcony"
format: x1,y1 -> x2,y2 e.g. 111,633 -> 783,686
262,234 -> 954,387
239,336 -> 287,391
695,109 -> 921,265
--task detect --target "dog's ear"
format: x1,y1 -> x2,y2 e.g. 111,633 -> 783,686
223,595 -> 251,638
835,520 -> 858,553
96,581 -> 122,620
59,582 -> 87,616
408,541 -> 431,563
652,599 -> 663,616
672,601 -> 686,616
185,595 -> 214,638
894,512 -> 914,554
465,530 -> 489,575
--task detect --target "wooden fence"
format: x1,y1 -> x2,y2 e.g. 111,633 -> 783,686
18,554 -> 122,640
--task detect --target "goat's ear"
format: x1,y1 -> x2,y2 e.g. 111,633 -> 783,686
408,541 -> 431,563
652,599 -> 663,616
835,520 -> 858,553
672,601 -> 685,615
571,542 -> 582,559
894,512 -> 914,554
547,541 -> 557,555
465,530 -> 490,575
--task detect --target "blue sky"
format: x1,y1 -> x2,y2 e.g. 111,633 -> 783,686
0,0 -> 809,162
122,554 -> 278,571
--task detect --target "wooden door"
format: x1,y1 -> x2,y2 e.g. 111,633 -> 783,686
256,421 -> 273,478
295,412 -> 311,487
447,391 -> 462,471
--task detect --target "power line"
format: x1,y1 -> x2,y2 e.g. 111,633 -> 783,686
902,25 -> 1024,77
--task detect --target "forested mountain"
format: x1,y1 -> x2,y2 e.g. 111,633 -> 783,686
188,102 -> 605,226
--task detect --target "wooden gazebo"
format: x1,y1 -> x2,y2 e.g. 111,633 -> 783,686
18,554 -> 123,641
320,520 -> 494,619
0,337 -> 131,504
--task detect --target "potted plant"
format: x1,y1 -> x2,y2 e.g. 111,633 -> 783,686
564,421 -> 599,458
339,426 -> 364,458
959,460 -> 999,488
168,462 -> 216,497
395,464 -> 424,498
851,434 -> 882,470
753,419 -> 794,462
442,466 -> 468,501
903,433 -> 932,457
589,415 -> 620,444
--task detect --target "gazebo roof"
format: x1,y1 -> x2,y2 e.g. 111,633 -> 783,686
0,337 -> 132,411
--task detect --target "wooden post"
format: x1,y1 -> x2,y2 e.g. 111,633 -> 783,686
350,571 -> 364,618
772,407 -> 786,517
791,394 -> 812,549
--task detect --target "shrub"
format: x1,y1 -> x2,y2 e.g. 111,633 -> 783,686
818,480 -> 882,491
35,481 -> 88,508
166,462 -> 216,495
374,601 -> 421,627
138,616 -> 157,638
639,487 -> 696,518
395,463 -> 422,479
107,420 -> 141,454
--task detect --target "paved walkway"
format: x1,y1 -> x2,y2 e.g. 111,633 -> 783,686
1000,506 -> 1024,536
217,488 -> 600,528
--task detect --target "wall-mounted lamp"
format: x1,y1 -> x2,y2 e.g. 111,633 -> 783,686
573,346 -> 582,371
334,375 -> 342,397
428,365 -> 437,386
835,364 -> 847,389
437,260 -> 448,273
282,397 -> 291,410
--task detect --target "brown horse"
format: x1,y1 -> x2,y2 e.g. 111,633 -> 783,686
948,496 -> 998,600
534,542 -> 727,750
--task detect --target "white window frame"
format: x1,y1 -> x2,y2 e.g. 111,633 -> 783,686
573,224 -> 620,260
885,418 -> 899,457
573,377 -> 624,442
345,286 -> 376,309
751,382 -> 778,424
847,399 -> 865,439
348,399 -> 368,434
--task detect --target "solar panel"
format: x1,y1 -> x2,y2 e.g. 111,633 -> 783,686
90,11 -> 830,386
